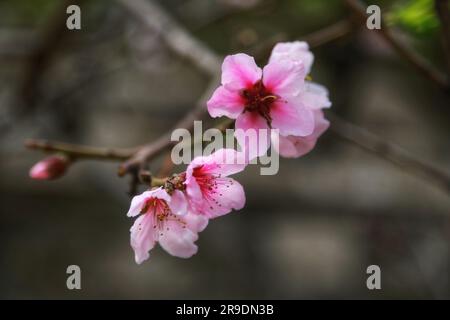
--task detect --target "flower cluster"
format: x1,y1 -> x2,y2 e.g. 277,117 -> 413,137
208,41 -> 331,158
126,42 -> 331,264
127,149 -> 246,264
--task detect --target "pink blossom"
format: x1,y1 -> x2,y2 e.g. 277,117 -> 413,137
207,53 -> 315,158
268,42 -> 332,158
273,110 -> 330,158
269,41 -> 314,74
29,155 -> 70,180
127,188 -> 207,264
185,148 -> 246,219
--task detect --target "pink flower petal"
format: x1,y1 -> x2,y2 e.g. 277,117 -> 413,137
185,173 -> 203,202
127,191 -> 152,217
207,85 -> 245,119
309,110 -> 330,139
130,214 -> 156,264
189,148 -> 246,177
221,53 -> 262,91
184,213 -> 209,233
270,100 -> 315,137
274,110 -> 329,158
191,177 -> 246,218
168,190 -> 188,216
127,188 -> 170,217
158,220 -> 199,258
235,112 -> 271,159
185,149 -> 247,212
299,82 -> 331,110
262,59 -> 305,97
269,41 -> 314,74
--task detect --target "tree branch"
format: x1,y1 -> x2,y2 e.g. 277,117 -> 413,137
435,0 -> 450,76
25,0 -> 450,197
344,0 -> 450,91
116,0 -> 221,75
20,0 -> 85,109
250,19 -> 353,61
304,20 -> 353,48
328,112 -> 450,194
117,76 -> 219,176
25,139 -> 134,161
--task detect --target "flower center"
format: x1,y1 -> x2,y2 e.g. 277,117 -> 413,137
164,172 -> 186,195
192,166 -> 218,193
241,80 -> 277,126
140,197 -> 186,235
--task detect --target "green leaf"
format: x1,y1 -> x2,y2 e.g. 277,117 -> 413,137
386,0 -> 439,35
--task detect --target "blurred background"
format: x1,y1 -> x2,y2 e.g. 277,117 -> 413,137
1,0 -> 450,299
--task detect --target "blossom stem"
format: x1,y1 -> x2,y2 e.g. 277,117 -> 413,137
151,177 -> 167,187
25,139 -> 134,161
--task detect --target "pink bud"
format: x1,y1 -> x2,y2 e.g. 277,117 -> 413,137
29,155 -> 70,180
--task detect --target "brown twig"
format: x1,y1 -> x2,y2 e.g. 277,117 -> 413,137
304,20 -> 353,48
25,139 -> 134,161
113,0 -> 222,191
1,0 -> 84,136
344,0 -> 450,91
435,0 -> 450,76
25,0 -> 450,198
116,0 -> 221,75
249,19 -> 352,61
20,0 -> 84,109
117,76 -> 219,177
157,153 -> 176,178
327,112 -> 450,194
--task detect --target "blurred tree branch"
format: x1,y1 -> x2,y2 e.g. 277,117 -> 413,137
20,0 -> 85,110
435,0 -> 450,76
25,0 -> 450,196
327,112 -> 450,194
344,0 -> 450,92
251,19 -> 353,61
117,0 -> 221,75
1,0 -> 85,136
25,139 -> 134,161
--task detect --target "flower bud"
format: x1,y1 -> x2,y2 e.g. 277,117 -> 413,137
29,155 -> 70,180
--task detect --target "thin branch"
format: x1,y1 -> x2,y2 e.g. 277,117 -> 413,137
249,19 -> 352,60
20,0 -> 85,108
25,139 -> 134,161
327,112 -> 450,194
157,153 -> 176,178
118,77 -> 220,176
25,0 -> 450,197
116,0 -> 221,75
115,0 -> 223,181
435,0 -> 450,76
303,19 -> 353,48
0,0 -> 85,136
344,0 -> 450,91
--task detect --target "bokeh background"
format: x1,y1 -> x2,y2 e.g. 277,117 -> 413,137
1,0 -> 449,299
